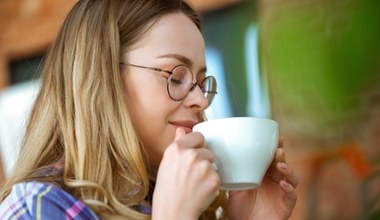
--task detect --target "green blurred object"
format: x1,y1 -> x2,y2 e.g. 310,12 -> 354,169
260,0 -> 380,143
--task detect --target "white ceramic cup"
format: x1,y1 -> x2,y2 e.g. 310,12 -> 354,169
193,117 -> 279,191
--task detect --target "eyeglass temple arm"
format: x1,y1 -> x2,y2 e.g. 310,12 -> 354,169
120,63 -> 172,75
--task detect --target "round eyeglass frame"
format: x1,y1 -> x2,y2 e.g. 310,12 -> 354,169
120,63 -> 217,106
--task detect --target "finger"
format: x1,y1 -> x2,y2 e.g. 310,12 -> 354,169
275,147 -> 286,163
268,148 -> 286,182
174,127 -> 187,141
191,148 -> 215,162
270,144 -> 286,168
280,179 -> 298,203
277,162 -> 299,188
175,131 -> 206,150
278,136 -> 285,149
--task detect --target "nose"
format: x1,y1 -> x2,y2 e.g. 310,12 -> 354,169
184,83 -> 208,110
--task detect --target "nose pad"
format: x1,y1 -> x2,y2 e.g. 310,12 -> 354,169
189,82 -> 204,95
189,82 -> 198,92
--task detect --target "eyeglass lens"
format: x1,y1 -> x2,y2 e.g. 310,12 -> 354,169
168,65 -> 217,104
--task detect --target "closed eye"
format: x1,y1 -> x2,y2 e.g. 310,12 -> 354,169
170,78 -> 183,85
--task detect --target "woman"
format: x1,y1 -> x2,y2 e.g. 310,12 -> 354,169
0,0 -> 298,219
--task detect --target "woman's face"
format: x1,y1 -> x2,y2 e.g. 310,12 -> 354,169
121,12 -> 208,168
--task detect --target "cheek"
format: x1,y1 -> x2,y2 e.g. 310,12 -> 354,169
123,76 -> 161,127
122,74 -> 178,164
124,76 -> 167,121
122,73 -> 161,114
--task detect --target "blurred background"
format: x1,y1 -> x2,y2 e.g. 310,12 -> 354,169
0,0 -> 379,219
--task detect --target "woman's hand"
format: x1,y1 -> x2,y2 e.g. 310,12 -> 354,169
152,128 -> 220,220
227,138 -> 298,220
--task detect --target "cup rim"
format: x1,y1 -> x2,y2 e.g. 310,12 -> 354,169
195,117 -> 278,128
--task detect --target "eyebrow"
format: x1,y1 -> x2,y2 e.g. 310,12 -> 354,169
157,53 -> 207,74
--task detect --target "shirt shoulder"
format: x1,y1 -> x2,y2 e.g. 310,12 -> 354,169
0,181 -> 101,220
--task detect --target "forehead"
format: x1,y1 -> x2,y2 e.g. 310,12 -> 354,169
125,12 -> 206,67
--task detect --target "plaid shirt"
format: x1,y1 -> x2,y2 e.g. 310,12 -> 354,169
0,181 -> 101,220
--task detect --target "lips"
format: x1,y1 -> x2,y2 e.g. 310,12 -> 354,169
169,120 -> 197,134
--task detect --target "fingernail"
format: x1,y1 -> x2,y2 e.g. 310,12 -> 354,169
280,162 -> 288,170
282,180 -> 292,189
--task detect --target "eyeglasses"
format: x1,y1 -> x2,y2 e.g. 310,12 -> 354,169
120,63 -> 217,106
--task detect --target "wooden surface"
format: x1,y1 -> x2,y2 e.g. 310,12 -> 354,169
0,0 -> 241,89
0,0 -> 77,88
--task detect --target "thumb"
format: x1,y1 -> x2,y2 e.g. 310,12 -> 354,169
174,127 -> 186,141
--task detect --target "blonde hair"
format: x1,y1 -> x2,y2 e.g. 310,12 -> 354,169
1,0 -> 227,219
